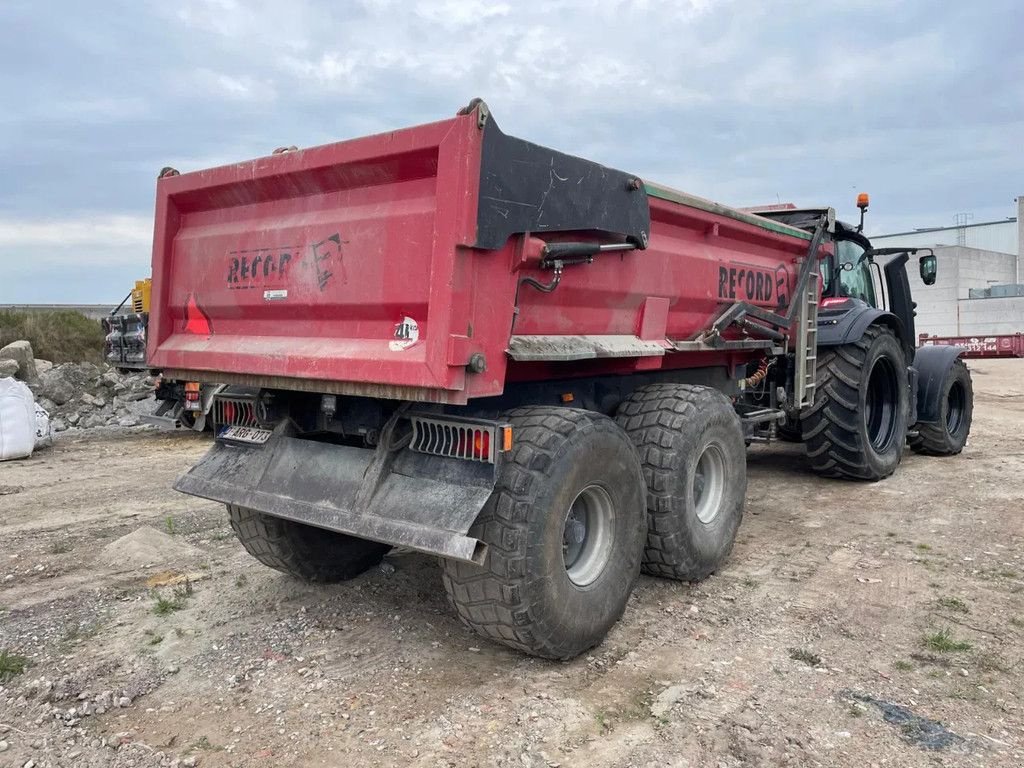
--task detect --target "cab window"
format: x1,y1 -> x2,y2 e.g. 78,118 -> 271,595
823,240 -> 876,305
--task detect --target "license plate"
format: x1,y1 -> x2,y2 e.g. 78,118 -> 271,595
219,425 -> 273,444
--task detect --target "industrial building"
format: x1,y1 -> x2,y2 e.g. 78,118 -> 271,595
870,198 -> 1023,337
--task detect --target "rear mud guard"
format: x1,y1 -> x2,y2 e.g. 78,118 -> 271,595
174,433 -> 497,564
913,345 -> 965,424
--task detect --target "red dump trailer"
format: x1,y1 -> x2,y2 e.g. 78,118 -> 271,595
151,100 -> 972,658
919,333 -> 1024,358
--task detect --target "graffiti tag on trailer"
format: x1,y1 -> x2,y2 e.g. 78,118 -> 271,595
717,262 -> 790,308
226,232 -> 345,293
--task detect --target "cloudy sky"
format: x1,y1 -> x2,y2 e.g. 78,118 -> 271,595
1,0 -> 1021,303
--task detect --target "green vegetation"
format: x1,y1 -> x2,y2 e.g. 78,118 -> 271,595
189,736 -> 222,753
0,649 -> 28,682
165,516 -> 176,536
936,596 -> 970,613
922,629 -> 972,653
0,309 -> 105,364
153,582 -> 194,616
893,659 -> 914,671
916,543 -> 932,552
788,647 -> 821,667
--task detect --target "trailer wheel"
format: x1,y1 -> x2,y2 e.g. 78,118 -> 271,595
909,358 -> 973,456
440,408 -> 646,660
227,505 -> 391,582
616,384 -> 747,582
802,325 -> 909,480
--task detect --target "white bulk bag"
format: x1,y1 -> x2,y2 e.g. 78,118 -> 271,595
0,377 -> 37,461
35,402 -> 54,449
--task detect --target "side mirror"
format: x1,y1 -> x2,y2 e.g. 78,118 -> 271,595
919,254 -> 937,285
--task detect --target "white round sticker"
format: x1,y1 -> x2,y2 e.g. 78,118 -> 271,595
390,316 -> 420,351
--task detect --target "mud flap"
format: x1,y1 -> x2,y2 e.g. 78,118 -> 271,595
173,435 -> 497,563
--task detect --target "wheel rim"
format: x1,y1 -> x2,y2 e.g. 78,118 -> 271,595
946,380 -> 966,434
693,442 -> 727,524
562,484 -> 615,586
864,356 -> 899,452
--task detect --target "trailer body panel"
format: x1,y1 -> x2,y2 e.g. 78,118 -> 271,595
148,109 -> 818,405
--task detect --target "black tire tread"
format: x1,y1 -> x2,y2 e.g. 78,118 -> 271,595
440,407 -> 636,659
228,505 -> 390,582
909,358 -> 973,456
801,325 -> 904,480
616,383 -> 743,581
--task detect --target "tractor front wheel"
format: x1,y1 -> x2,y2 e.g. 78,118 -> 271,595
909,358 -> 973,456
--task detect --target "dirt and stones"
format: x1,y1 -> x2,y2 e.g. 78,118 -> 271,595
0,359 -> 1022,767
0,337 -> 157,432
32,362 -> 156,431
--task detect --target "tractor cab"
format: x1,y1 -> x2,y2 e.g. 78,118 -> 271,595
749,196 -> 938,355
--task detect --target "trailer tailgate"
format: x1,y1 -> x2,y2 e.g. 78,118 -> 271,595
147,114 -> 489,401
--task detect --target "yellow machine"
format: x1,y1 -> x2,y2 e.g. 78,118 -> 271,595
105,277 -> 219,432
131,278 -> 152,314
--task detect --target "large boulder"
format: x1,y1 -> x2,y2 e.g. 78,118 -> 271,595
36,366 -> 79,405
0,340 -> 38,384
0,358 -> 18,378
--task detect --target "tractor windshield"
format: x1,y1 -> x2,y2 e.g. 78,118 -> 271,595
822,239 -> 877,305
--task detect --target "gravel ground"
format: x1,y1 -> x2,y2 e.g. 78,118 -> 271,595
1,358 -> 1022,768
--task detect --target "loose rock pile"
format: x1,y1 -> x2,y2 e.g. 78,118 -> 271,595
0,340 -> 156,432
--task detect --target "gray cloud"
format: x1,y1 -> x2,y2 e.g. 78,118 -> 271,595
1,0 -> 1021,301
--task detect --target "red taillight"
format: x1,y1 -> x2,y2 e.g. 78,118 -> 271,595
184,294 -> 212,335
456,429 -> 491,460
474,430 -> 490,460
821,297 -> 851,308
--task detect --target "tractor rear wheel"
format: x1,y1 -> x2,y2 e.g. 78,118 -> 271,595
909,358 -> 973,456
440,408 -> 647,660
802,325 -> 909,480
616,384 -> 747,582
776,416 -> 803,443
228,505 -> 391,582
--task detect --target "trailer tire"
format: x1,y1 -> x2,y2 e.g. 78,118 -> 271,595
227,505 -> 391,582
909,358 -> 973,456
440,408 -> 646,660
802,324 -> 909,480
616,384 -> 747,582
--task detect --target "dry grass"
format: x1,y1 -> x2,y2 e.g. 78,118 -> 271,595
0,309 -> 106,364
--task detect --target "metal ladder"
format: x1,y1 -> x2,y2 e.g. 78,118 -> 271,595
792,262 -> 819,408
